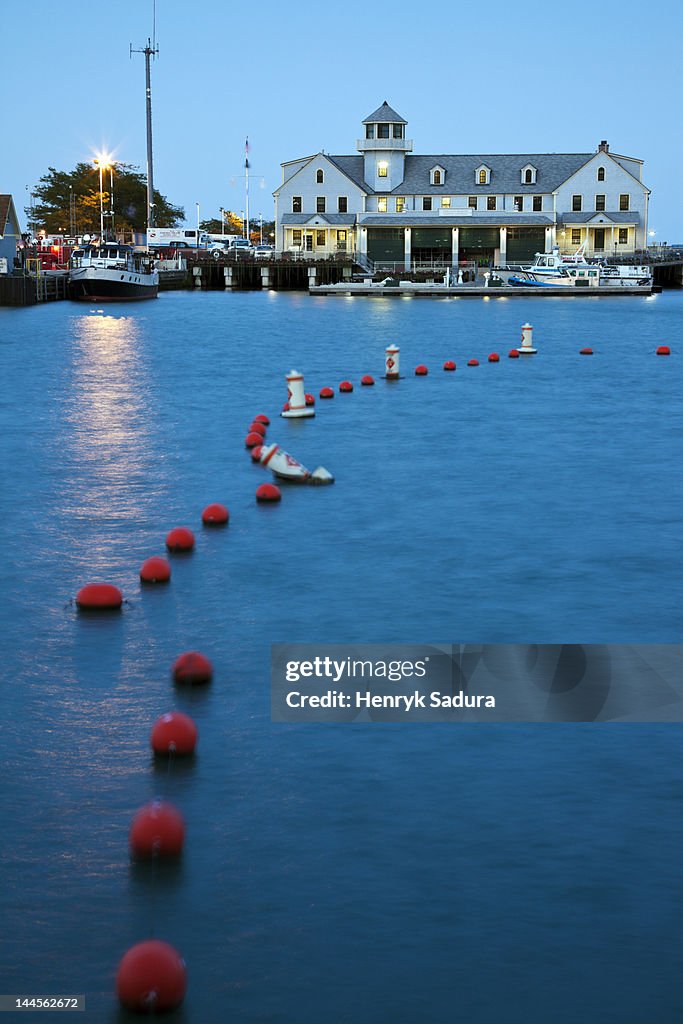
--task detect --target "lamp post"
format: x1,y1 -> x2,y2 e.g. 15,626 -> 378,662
240,210 -> 245,239
259,213 -> 263,245
94,153 -> 113,242
196,202 -> 200,249
220,207 -> 225,238
95,160 -> 104,240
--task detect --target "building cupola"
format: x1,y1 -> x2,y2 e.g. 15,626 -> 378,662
357,101 -> 413,191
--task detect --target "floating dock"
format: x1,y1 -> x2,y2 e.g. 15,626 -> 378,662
309,283 -> 654,298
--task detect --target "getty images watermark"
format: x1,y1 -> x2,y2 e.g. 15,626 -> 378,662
271,644 -> 683,723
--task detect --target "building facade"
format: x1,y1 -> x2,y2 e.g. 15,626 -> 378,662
274,103 -> 650,267
0,195 -> 22,272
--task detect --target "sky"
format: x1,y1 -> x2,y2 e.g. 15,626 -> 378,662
3,0 -> 682,241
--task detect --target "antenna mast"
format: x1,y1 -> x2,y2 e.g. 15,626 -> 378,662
131,2 -> 159,230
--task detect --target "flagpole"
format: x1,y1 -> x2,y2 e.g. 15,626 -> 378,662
245,137 -> 250,242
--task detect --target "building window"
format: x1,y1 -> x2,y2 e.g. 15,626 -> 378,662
572,195 -> 582,212
433,170 -> 442,185
514,196 -> 523,211
533,196 -> 542,211
487,196 -> 496,211
316,169 -> 324,184
316,230 -> 326,246
292,196 -> 302,213
618,228 -> 628,244
524,169 -> 533,184
468,196 -> 477,209
336,230 -> 347,249
365,124 -> 374,139
478,169 -> 487,185
393,124 -> 403,139
619,194 -> 630,210
396,197 -> 406,213
441,197 -> 451,208
597,166 -> 605,181
292,229 -> 302,245
316,197 -> 326,213
423,197 -> 432,211
377,162 -> 388,178
337,196 -> 348,213
377,197 -> 387,213
595,194 -> 606,211
571,229 -> 581,245
378,124 -> 390,139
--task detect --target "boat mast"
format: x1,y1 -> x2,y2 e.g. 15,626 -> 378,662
131,2 -> 159,231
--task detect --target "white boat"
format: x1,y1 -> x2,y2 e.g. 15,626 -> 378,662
69,243 -> 159,301
511,247 -> 651,288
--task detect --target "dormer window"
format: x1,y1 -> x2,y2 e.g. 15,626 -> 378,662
597,166 -> 605,181
476,165 -> 491,186
316,169 -> 324,184
430,165 -> 446,186
521,164 -> 537,185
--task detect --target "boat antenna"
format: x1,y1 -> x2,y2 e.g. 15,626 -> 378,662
131,2 -> 159,231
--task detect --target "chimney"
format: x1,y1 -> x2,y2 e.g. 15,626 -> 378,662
598,140 -> 609,153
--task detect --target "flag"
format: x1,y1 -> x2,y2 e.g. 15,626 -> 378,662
245,137 -> 250,170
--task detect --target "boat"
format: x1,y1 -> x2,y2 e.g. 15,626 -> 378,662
68,243 -> 159,301
509,247 -> 652,289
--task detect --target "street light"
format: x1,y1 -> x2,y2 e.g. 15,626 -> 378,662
93,152 -> 113,242
219,207 -> 225,238
259,213 -> 263,245
240,210 -> 245,239
196,202 -> 201,249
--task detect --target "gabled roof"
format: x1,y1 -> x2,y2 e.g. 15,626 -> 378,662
0,195 -> 21,236
362,101 -> 407,124
394,153 -> 593,195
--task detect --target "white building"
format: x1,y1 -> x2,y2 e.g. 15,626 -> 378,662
274,102 -> 650,267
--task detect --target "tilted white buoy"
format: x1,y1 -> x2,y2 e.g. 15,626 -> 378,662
260,443 -> 334,485
281,369 -> 315,418
385,344 -> 401,380
519,322 -> 537,355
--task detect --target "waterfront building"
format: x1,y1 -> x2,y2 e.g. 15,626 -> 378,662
274,102 -> 650,267
0,195 -> 21,271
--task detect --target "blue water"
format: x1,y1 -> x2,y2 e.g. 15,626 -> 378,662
0,290 -> 682,1022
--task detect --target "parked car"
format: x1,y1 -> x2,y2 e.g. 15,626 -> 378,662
253,244 -> 275,260
229,238 -> 252,254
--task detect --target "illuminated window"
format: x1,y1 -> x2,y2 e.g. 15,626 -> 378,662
619,194 -> 630,211
597,166 -> 605,181
292,229 -> 302,245
478,169 -> 487,184
433,170 -> 442,185
316,230 -> 326,246
396,197 -> 406,213
618,228 -> 628,244
377,162 -> 388,178
595,195 -> 606,211
377,197 -> 387,213
571,229 -> 581,245
441,197 -> 451,208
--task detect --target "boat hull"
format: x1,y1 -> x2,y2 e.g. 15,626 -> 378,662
68,266 -> 158,301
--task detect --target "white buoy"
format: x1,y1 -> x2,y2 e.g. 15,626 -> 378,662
385,344 -> 401,380
519,322 -> 537,355
260,443 -> 334,484
281,369 -> 315,418
457,269 -> 464,285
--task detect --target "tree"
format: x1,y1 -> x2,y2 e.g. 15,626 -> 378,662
27,163 -> 184,237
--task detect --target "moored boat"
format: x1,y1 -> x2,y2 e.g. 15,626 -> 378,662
506,247 -> 652,288
68,243 -> 159,301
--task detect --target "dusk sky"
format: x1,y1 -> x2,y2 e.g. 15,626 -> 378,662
4,0 -> 682,240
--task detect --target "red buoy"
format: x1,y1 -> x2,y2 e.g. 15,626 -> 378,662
361,375 -> 375,386
151,712 -> 198,756
580,347 -> 593,355
165,527 -> 195,552
443,360 -> 456,371
319,387 -> 334,399
508,349 -> 520,359
173,651 -> 213,685
129,800 -> 185,859
253,414 -> 270,425
245,431 -> 264,448
140,557 -> 171,584
201,503 -> 229,526
305,393 -> 315,406
488,353 -> 500,363
75,583 -> 122,610
467,359 -> 479,367
251,445 -> 263,462
256,482 -> 282,503
116,940 -> 187,1013
656,345 -> 671,356
415,365 -> 428,375
282,402 -> 290,412
339,381 -> 353,392
248,421 -> 267,437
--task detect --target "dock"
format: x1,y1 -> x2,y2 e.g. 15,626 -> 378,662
309,283 -> 655,298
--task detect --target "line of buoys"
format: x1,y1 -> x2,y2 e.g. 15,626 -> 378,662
173,651 -> 213,685
305,393 -> 315,406
488,353 -> 500,363
75,583 -> 123,610
256,482 -> 282,503
165,527 -> 195,553
319,387 -> 334,399
443,360 -> 456,371
580,347 -> 594,356
509,349 -> 520,359
361,375 -> 375,386
130,799 -> 185,860
656,345 -> 671,356
250,445 -> 263,462
245,431 -> 264,448
201,503 -> 229,526
339,381 -> 353,392
116,940 -> 187,1014
467,359 -> 479,367
248,421 -> 267,437
415,364 -> 428,376
140,557 -> 171,584
253,414 -> 269,425
151,712 -> 198,756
